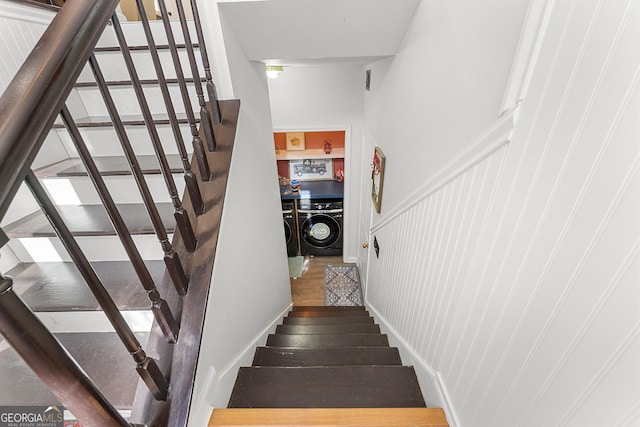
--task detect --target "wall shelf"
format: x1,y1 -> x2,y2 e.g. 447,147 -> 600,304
276,148 -> 345,160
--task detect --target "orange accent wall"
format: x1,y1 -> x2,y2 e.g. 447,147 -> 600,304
274,133 -> 287,151
274,131 -> 346,180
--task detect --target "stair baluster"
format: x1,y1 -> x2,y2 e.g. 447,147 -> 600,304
189,0 -> 223,125
169,0 -> 217,151
88,54 -> 190,296
0,271 -> 129,426
59,107 -> 180,344
157,0 -> 211,181
111,14 -> 198,254
134,0 -> 205,217
23,168 -> 171,399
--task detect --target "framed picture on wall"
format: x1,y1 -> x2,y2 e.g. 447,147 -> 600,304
285,132 -> 306,151
371,146 -> 385,213
289,159 -> 333,181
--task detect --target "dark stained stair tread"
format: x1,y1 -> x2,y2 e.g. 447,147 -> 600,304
252,347 -> 402,367
228,366 -> 426,408
282,316 -> 375,325
35,155 -> 183,177
266,333 -> 389,348
275,324 -> 380,335
7,261 -> 163,311
0,332 -> 147,409
4,203 -> 175,237
287,310 -> 371,318
292,306 -> 366,311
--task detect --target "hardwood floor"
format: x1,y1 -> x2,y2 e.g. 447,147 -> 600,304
290,256 -> 353,306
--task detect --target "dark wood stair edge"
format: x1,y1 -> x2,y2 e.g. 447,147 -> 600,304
127,100 -> 240,427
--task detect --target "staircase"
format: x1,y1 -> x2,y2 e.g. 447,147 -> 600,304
210,306 -> 448,427
0,1 -> 236,425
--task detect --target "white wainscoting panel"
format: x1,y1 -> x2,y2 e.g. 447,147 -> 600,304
365,1 -> 640,426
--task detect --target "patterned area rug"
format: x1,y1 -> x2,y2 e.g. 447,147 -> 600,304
324,265 -> 363,306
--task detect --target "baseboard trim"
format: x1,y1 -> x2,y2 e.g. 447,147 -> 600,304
367,303 -> 460,427
217,303 -> 293,382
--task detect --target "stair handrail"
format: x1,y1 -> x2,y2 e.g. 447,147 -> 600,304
0,0 -> 120,223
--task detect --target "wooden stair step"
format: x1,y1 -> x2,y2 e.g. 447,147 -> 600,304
252,347 -> 402,367
282,315 -> 375,325
4,202 -> 175,237
292,305 -> 366,311
210,408 -> 449,427
5,261 -> 163,311
228,366 -> 426,408
287,310 -> 371,318
35,155 -> 183,177
0,331 -> 146,409
266,333 -> 389,348
275,323 -> 380,335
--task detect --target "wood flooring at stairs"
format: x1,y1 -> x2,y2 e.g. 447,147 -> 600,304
228,366 -> 426,408
226,306 -> 430,420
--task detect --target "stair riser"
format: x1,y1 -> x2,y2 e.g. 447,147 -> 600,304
252,347 -> 402,367
275,324 -> 380,335
53,124 -> 193,157
6,234 -> 166,263
76,85 -> 199,117
287,311 -> 371,318
266,334 -> 389,348
292,306 -> 366,311
282,316 -> 375,325
40,174 -> 185,205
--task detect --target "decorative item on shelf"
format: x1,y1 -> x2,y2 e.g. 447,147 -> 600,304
371,146 -> 386,213
334,168 -> 344,182
279,175 -> 291,195
289,158 -> 333,181
323,140 -> 332,154
285,132 -> 305,151
291,179 -> 300,193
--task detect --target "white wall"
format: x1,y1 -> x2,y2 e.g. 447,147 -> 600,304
188,4 -> 292,426
364,0 -> 529,214
364,1 -> 640,427
267,65 -> 365,261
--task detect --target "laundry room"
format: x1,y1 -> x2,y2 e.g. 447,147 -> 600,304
266,63 -> 366,302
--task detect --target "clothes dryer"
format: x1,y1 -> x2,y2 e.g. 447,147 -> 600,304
298,198 -> 343,256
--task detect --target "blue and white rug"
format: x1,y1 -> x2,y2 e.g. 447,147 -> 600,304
324,265 -> 363,306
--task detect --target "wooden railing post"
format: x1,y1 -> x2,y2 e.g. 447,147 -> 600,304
0,272 -> 129,427
157,0 -> 212,181
189,0 -> 223,125
24,169 -> 171,400
170,0 -> 217,151
110,14 -> 198,253
59,107 -> 181,343
88,54 -> 190,296
135,0 -> 205,217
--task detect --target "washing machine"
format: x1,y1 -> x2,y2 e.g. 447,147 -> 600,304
298,198 -> 343,256
282,200 -> 298,257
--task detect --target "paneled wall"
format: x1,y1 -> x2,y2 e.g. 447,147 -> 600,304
0,2 -> 52,95
365,1 -> 639,426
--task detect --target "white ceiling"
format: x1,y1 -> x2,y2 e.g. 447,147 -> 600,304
218,0 -> 421,66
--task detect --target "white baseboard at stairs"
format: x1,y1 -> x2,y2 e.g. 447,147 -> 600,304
190,303 -> 293,427
366,303 -> 461,427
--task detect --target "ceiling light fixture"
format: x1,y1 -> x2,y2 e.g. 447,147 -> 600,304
266,65 -> 284,79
